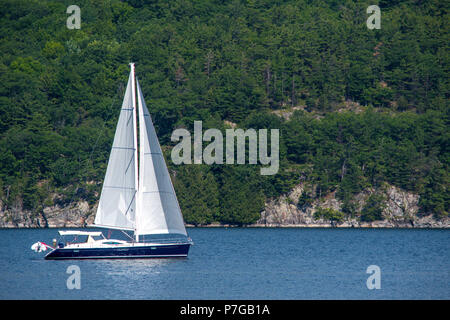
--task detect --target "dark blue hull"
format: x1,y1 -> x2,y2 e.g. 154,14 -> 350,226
44,243 -> 190,260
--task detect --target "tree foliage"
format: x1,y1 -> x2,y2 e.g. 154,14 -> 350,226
0,0 -> 448,225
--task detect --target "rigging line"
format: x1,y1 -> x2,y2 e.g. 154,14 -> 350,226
121,229 -> 135,242
63,88 -> 120,218
124,154 -> 135,174
126,112 -> 133,126
124,192 -> 136,217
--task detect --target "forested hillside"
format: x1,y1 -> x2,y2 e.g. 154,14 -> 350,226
0,0 -> 448,226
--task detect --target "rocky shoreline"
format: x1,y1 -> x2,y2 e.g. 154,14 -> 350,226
255,183 -> 449,229
0,183 -> 448,229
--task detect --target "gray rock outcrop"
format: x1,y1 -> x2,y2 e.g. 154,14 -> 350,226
256,183 -> 449,228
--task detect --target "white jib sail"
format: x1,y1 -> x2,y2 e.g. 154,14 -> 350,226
94,71 -> 137,230
135,78 -> 187,236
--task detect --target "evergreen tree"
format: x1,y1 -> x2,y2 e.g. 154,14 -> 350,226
173,165 -> 219,226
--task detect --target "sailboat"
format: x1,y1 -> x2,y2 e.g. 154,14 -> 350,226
42,63 -> 192,259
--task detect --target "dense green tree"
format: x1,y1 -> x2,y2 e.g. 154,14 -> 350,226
173,164 -> 219,225
314,208 -> 345,223
0,0 -> 447,224
218,166 -> 264,226
360,194 -> 386,222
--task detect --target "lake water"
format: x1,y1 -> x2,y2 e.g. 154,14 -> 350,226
0,228 -> 448,300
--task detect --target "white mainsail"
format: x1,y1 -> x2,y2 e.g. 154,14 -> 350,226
95,65 -> 187,237
136,78 -> 187,236
94,70 -> 137,230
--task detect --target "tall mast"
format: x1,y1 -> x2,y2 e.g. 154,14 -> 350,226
130,63 -> 139,242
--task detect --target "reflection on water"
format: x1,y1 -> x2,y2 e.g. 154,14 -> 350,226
100,258 -> 183,276
0,228 -> 449,299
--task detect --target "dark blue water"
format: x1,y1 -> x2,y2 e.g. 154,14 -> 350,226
0,228 -> 448,299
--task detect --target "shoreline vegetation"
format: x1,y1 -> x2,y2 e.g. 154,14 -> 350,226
1,181 -> 448,229
1,224 -> 449,229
